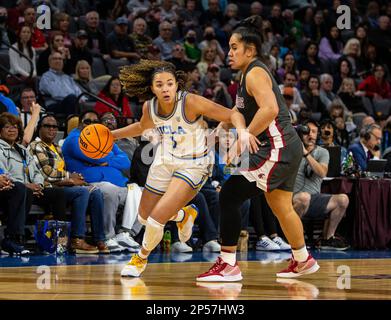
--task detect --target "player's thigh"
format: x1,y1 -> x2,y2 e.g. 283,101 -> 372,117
264,188 -> 294,216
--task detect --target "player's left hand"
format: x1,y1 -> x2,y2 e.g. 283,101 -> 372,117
225,130 -> 260,164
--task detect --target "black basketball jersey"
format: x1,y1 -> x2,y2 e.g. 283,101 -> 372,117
235,59 -> 298,148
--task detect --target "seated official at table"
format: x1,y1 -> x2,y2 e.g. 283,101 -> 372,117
348,124 -> 382,171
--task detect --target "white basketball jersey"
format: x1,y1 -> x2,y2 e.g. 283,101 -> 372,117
148,91 -> 207,160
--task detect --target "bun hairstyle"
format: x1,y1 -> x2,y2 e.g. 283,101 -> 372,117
119,60 -> 187,100
233,15 -> 264,59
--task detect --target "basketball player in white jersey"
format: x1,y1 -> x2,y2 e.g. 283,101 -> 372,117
112,60 -> 260,277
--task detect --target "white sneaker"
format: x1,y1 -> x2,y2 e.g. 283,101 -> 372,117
105,238 -> 126,253
256,236 -> 280,251
202,240 -> 221,252
272,236 -> 291,250
115,232 -> 141,252
171,241 -> 193,253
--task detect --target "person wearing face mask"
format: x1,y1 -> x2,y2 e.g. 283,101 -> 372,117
348,123 -> 383,171
199,26 -> 225,66
319,118 -> 347,165
183,29 -> 201,63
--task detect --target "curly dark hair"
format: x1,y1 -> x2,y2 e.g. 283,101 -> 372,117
0,112 -> 24,143
119,60 -> 187,100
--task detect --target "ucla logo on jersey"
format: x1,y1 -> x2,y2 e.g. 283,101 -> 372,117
236,96 -> 244,109
156,125 -> 187,135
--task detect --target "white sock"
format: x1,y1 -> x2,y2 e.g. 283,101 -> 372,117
292,246 -> 309,262
220,250 -> 236,266
169,209 -> 185,222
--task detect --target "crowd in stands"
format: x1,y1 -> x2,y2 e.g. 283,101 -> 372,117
1,0 -> 391,256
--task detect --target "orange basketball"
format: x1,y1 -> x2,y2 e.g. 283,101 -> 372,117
79,124 -> 114,159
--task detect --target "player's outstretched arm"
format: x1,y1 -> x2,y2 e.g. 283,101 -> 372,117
112,102 -> 155,140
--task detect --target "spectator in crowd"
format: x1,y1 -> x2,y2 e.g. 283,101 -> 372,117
68,29 -> 93,75
52,12 -> 73,48
338,78 -> 367,115
130,18 -> 153,60
301,74 -> 328,121
282,9 -> 303,43
297,68 -> 311,91
200,63 -> 232,111
0,166 -> 29,255
198,25 -> 225,66
4,0 -> 30,31
342,38 -> 362,78
9,25 -> 37,82
298,41 -> 322,76
355,24 -> 369,56
282,87 -> 298,124
74,60 -> 99,96
250,1 -> 263,17
308,10 -> 327,43
197,46 -> 220,78
348,123 -> 383,171
183,29 -> 201,64
94,76 -> 133,120
37,31 -> 72,76
278,71 -> 305,114
276,52 -> 298,84
357,64 -> 391,100
0,6 -> 17,51
166,42 -> 194,72
62,111 -> 140,253
319,73 -> 345,111
85,10 -> 110,60
292,120 -> 350,250
57,0 -> 86,19
177,0 -> 202,35
21,6 -> 48,53
126,0 -> 151,20
318,25 -> 343,62
185,64 -> 202,95
302,6 -> 315,40
28,114 -> 108,254
18,88 -> 41,146
319,118 -> 347,163
334,116 -> 351,149
160,0 -> 179,23
359,43 -> 384,80
368,15 -> 391,72
152,21 -> 176,60
39,52 -> 81,116
0,112 -> 68,246
268,3 -> 284,37
107,17 -> 140,63
110,0 -> 129,21
222,3 -> 240,34
199,0 -> 224,30
269,45 -> 283,71
333,58 -> 353,93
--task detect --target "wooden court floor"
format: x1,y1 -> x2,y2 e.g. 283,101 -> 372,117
0,259 -> 391,299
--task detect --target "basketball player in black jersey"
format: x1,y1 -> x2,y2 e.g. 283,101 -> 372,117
197,16 -> 320,281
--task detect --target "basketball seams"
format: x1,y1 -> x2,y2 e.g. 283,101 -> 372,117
79,124 -> 114,159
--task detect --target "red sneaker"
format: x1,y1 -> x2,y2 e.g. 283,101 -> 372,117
276,254 -> 319,278
196,257 -> 243,282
